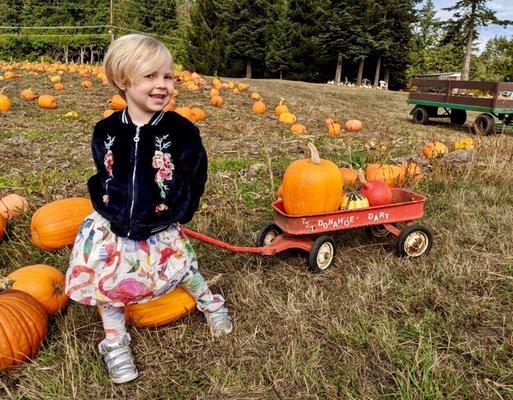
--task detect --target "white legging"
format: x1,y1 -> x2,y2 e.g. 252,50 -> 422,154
98,265 -> 224,340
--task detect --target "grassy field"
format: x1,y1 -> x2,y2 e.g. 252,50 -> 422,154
0,70 -> 512,399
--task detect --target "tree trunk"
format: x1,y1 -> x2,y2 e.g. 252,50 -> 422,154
246,59 -> 252,79
373,55 -> 381,87
462,5 -> 476,80
334,53 -> 343,84
384,67 -> 390,85
279,69 -> 283,80
64,46 -> 69,63
90,46 -> 94,63
80,47 -> 85,64
356,57 -> 365,86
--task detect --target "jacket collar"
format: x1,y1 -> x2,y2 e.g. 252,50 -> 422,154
121,109 -> 165,126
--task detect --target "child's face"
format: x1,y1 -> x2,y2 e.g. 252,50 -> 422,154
124,59 -> 174,119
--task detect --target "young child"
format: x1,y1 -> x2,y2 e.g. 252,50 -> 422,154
65,34 -> 232,384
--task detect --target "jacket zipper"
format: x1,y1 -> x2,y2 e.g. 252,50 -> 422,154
127,125 -> 141,237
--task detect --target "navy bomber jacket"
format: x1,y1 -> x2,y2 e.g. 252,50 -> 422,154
87,109 -> 207,240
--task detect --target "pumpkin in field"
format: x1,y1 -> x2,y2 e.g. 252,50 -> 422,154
7,264 -> 68,316
20,89 -> 37,101
110,94 -> 127,110
403,162 -> 423,185
290,123 -> 306,135
163,97 -> 176,112
209,88 -> 219,97
81,80 -> 93,89
325,118 -> 342,136
251,92 -> 261,100
341,192 -> 369,210
0,194 -> 28,219
365,163 -> 405,188
210,95 -> 224,107
422,141 -> 448,159
125,287 -> 196,327
345,119 -> 363,132
190,107 -> 206,122
50,75 -> 61,83
339,167 -> 358,187
278,112 -> 296,124
175,107 -> 194,122
275,99 -> 288,116
454,137 -> 475,150
54,83 -> 64,91
38,94 -> 58,110
281,142 -> 343,215
31,197 -> 93,251
252,100 -> 267,114
0,94 -> 11,112
0,287 -> 48,369
0,214 -> 6,241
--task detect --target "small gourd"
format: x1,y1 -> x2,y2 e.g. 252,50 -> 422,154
341,192 -> 369,210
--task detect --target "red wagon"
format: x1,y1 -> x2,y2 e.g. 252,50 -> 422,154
182,188 -> 433,273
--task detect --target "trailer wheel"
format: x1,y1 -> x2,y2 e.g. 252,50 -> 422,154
366,224 -> 391,238
396,224 -> 433,258
450,109 -> 467,125
473,113 -> 495,135
412,107 -> 429,125
308,236 -> 335,273
256,223 -> 282,246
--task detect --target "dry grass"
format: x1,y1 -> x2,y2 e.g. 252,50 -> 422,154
0,71 -> 512,399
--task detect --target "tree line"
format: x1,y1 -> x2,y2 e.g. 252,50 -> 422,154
0,0 -> 511,87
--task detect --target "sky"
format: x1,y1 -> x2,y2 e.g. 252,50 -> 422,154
432,0 -> 513,52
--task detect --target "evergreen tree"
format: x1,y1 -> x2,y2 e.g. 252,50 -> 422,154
265,0 -> 295,79
442,0 -> 512,80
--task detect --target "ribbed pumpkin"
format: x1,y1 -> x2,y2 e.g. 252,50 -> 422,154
175,107 -> 194,122
365,164 -> 405,188
0,194 -> 28,219
0,288 -> 48,369
81,80 -> 93,89
37,94 -> 58,110
31,197 -> 93,251
341,192 -> 369,210
422,141 -> 448,159
190,107 -> 206,122
339,167 -> 358,186
275,99 -> 288,116
344,119 -> 363,132
210,95 -> 224,107
0,214 -> 6,241
110,94 -> 127,110
403,162 -> 423,185
252,100 -> 267,114
250,92 -> 261,100
278,112 -> 296,124
53,83 -> 64,91
325,119 -> 342,136
125,287 -> 196,327
454,137 -> 475,150
7,265 -> 69,316
20,89 -> 37,101
0,94 -> 11,112
282,142 -> 343,215
290,123 -> 306,135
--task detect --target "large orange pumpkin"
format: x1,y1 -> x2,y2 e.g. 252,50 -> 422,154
125,287 -> 196,327
37,94 -> 58,110
282,142 -> 343,215
31,197 -> 93,251
0,194 -> 28,219
0,288 -> 48,369
7,264 -> 69,316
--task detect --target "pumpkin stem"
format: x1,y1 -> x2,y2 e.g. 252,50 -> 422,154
307,142 -> 321,165
0,276 -> 14,292
279,98 -> 285,106
357,168 -> 367,184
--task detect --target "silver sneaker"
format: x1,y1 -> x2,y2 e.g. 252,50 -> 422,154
205,306 -> 233,337
98,333 -> 139,384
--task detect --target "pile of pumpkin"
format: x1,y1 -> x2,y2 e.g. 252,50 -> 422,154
278,143 -> 422,216
0,196 -> 196,369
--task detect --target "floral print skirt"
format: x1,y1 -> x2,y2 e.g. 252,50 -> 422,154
65,211 -> 195,307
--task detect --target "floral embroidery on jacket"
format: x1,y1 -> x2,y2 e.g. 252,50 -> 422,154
103,135 -> 115,205
153,135 -> 174,212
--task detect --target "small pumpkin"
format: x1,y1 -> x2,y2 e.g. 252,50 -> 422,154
278,112 -> 296,124
37,94 -> 58,110
0,194 -> 28,219
282,142 -> 343,215
7,264 -> 69,316
250,92 -> 261,100
454,137 -> 475,150
125,287 -> 196,327
326,119 -> 342,136
252,100 -> 267,114
163,97 -> 176,112
422,141 -> 448,159
0,288 -> 48,369
339,167 -> 358,187
54,83 -> 64,91
110,94 -> 127,110
341,192 -> 369,210
275,99 -> 288,116
175,107 -> 194,122
290,123 -> 306,135
345,119 -> 363,132
0,94 -> 11,112
31,197 -> 93,251
190,107 -> 206,122
210,95 -> 224,107
209,88 -> 219,97
81,80 -> 93,89
50,75 -> 61,83
20,89 -> 37,101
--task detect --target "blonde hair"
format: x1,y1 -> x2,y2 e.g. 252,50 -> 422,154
103,34 -> 173,95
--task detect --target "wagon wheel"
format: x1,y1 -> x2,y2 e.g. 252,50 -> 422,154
256,223 -> 282,246
412,107 -> 429,125
473,113 -> 495,135
308,236 -> 335,274
366,224 -> 391,239
395,224 -> 433,258
450,109 -> 467,125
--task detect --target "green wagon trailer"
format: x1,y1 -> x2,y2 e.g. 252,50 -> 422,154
407,79 -> 513,135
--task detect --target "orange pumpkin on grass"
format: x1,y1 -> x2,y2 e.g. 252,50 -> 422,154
339,167 -> 358,186
345,119 -> 363,132
38,94 -> 58,110
0,194 -> 28,219
0,94 -> 11,112
20,89 -> 37,101
110,94 -> 127,110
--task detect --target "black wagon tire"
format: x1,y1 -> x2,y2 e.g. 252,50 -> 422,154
308,236 -> 335,273
473,113 -> 495,135
412,107 -> 430,125
450,109 -> 467,125
395,224 -> 433,258
256,223 -> 282,246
